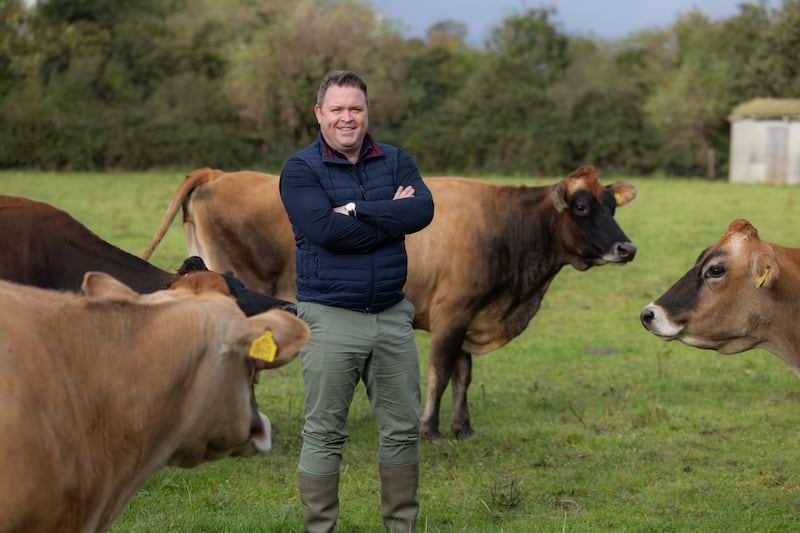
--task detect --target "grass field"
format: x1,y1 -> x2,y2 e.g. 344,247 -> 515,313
2,170 -> 800,532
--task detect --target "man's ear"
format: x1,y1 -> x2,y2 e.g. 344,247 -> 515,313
550,181 -> 568,212
753,252 -> 779,289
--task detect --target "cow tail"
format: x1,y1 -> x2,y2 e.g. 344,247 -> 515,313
141,167 -> 220,260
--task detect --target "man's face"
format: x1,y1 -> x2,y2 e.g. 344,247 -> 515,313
315,84 -> 369,161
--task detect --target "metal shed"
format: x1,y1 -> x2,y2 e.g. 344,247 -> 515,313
728,98 -> 800,184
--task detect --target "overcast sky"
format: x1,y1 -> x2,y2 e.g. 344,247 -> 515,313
370,0 -> 772,44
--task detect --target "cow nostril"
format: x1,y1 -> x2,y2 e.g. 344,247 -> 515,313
617,242 -> 637,259
640,308 -> 654,326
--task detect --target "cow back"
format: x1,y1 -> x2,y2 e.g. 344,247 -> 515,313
181,171 -> 297,301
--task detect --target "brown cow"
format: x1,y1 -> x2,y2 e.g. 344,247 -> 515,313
144,165 -> 638,442
143,169 -> 295,299
641,218 -> 800,376
0,194 -> 295,316
0,271 -> 309,533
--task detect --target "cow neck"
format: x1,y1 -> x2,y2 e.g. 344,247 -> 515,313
74,222 -> 177,292
91,255 -> 175,293
492,184 -> 566,302
764,245 -> 800,365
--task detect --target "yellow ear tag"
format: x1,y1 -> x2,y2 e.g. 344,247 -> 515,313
756,267 -> 770,288
614,192 -> 623,204
250,331 -> 277,362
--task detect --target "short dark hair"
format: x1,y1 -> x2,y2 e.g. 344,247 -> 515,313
316,70 -> 369,107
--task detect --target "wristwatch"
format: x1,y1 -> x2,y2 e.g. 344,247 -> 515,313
345,202 -> 357,218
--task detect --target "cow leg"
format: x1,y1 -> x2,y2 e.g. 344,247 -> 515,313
422,326 -> 466,444
450,351 -> 474,439
421,359 -> 454,444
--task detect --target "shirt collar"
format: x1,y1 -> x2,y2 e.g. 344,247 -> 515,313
319,133 -> 384,163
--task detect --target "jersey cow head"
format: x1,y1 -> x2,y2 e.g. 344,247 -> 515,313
550,165 -> 638,271
640,219 -> 800,374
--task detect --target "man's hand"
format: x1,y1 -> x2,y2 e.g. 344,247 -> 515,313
393,186 -> 415,199
334,186 -> 416,214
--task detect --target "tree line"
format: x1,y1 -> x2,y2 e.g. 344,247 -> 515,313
1,0 -> 798,176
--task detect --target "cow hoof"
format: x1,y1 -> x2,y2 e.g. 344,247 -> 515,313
422,430 -> 447,445
453,427 -> 476,440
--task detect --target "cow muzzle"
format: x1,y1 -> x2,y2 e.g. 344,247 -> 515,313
603,241 -> 637,264
640,303 -> 682,338
233,412 -> 272,457
250,412 -> 273,453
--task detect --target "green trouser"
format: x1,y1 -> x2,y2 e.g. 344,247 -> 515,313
297,299 -> 421,475
297,300 -> 422,531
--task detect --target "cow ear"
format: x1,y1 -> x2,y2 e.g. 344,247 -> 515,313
246,310 -> 310,370
550,181 -> 569,212
753,252 -> 779,289
607,181 -> 637,207
81,272 -> 139,299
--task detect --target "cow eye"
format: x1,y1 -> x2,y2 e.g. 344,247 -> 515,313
573,202 -> 589,216
705,265 -> 725,279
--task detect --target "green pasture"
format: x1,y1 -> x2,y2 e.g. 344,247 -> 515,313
2,170 -> 799,532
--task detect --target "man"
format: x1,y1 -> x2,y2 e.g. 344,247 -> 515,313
280,70 -> 434,532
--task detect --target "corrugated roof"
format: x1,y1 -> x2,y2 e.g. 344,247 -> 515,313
730,97 -> 800,120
